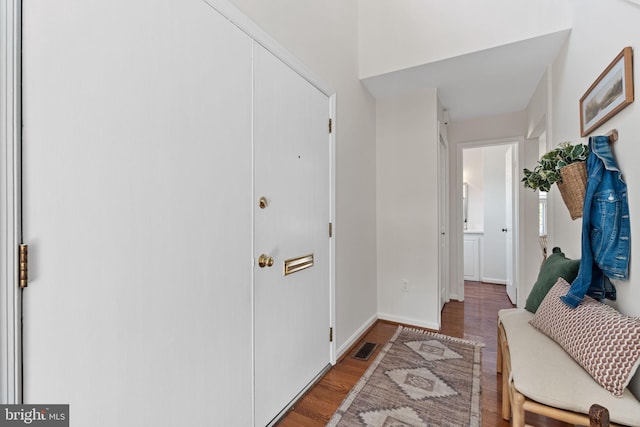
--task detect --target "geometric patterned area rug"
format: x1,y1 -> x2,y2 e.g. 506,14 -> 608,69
327,326 -> 483,427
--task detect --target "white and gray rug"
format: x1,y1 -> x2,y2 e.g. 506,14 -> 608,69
328,326 -> 483,427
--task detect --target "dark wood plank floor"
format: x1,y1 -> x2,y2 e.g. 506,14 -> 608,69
277,281 -> 571,427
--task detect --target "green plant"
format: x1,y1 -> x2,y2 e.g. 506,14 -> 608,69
522,142 -> 589,192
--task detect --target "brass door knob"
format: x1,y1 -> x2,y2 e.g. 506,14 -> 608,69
258,254 -> 274,268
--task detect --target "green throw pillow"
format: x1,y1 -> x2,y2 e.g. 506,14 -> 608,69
524,247 -> 580,313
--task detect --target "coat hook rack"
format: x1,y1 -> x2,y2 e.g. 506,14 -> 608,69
607,129 -> 619,143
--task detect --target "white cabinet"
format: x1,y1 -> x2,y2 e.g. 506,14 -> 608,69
463,232 -> 483,281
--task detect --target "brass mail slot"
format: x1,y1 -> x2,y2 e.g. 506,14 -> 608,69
284,253 -> 314,276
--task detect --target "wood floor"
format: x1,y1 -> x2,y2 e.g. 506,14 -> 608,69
276,281 -> 571,427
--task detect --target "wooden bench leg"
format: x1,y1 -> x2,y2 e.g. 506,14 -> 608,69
502,367 -> 510,420
511,390 -> 526,427
497,322 -> 503,374
498,324 -> 510,420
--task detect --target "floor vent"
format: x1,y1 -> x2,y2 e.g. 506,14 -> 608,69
352,342 -> 378,361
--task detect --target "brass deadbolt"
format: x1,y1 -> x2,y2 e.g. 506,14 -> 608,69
258,254 -> 274,268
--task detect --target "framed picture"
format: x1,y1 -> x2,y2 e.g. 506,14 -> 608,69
580,46 -> 634,137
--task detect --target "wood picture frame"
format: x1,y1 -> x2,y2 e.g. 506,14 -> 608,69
580,47 -> 634,137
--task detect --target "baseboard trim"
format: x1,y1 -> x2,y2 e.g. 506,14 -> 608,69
481,278 -> 506,285
449,293 -> 461,301
336,311 -> 443,361
336,313 -> 378,360
377,312 -> 440,331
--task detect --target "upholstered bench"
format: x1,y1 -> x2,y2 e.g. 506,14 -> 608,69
498,304 -> 640,426
498,248 -> 640,426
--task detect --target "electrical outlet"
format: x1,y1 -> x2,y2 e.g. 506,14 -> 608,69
401,279 -> 409,292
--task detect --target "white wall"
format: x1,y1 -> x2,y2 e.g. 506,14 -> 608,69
548,0 -> 640,396
376,91 -> 440,329
227,0 -> 378,352
521,137 -> 547,298
527,69 -> 551,139
524,71 -> 552,299
448,111 -> 527,144
357,0 -> 572,78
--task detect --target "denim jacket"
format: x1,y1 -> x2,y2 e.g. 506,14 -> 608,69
560,135 -> 630,308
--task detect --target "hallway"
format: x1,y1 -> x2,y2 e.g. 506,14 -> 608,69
278,281 -> 570,426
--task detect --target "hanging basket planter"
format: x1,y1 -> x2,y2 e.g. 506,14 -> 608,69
522,142 -> 590,221
556,161 -> 588,220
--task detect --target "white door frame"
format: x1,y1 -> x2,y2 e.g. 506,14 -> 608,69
202,0 -> 337,366
504,146 -> 516,304
454,137 -> 524,306
0,0 -> 22,405
438,122 -> 450,322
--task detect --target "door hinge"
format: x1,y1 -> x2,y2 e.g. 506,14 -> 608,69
328,222 -> 333,238
329,327 -> 333,342
328,118 -> 332,134
19,244 -> 28,289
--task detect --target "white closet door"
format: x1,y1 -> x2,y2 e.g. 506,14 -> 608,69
22,1 -> 254,425
253,44 -> 332,426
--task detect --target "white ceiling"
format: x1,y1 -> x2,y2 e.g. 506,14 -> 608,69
361,29 -> 571,122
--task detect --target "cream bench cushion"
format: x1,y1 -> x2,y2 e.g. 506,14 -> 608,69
499,308 -> 640,426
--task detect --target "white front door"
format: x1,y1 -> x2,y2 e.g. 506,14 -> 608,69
21,2 -> 256,425
253,44 -> 332,426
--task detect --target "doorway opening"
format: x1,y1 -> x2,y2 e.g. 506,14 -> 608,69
459,139 -> 520,305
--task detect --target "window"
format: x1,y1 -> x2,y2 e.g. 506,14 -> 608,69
539,191 -> 547,236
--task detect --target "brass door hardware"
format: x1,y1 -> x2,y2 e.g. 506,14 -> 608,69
284,254 -> 314,276
258,196 -> 268,209
258,254 -> 274,268
19,244 -> 28,288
